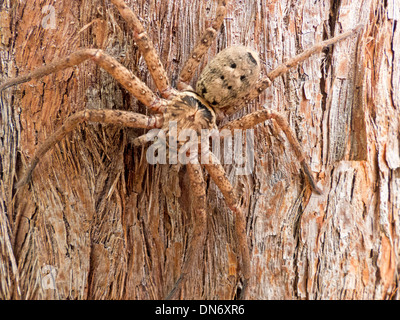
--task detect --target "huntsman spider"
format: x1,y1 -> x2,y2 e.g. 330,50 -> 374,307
0,0 -> 362,299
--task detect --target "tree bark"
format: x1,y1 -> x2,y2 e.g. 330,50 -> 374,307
0,0 -> 399,300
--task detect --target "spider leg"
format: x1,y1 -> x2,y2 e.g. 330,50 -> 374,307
177,0 -> 228,90
130,128 -> 161,146
131,133 -> 150,146
166,162 -> 207,300
203,152 -> 251,299
0,49 -> 167,113
221,109 -> 323,194
111,0 -> 176,98
222,25 -> 364,116
15,110 -> 162,189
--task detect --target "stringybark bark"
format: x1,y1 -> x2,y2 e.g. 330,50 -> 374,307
0,0 -> 399,299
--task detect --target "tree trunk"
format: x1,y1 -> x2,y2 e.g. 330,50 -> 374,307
0,0 -> 399,300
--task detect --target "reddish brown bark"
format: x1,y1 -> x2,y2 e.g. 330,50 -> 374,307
0,0 -> 398,299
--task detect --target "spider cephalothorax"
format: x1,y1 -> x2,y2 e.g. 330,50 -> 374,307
0,0 -> 362,299
161,45 -> 261,150
162,91 -> 217,144
153,46 -> 261,159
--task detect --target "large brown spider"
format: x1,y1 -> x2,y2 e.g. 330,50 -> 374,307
1,0 -> 362,299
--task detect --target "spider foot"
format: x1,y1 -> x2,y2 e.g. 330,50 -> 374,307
165,276 -> 183,300
238,279 -> 250,300
14,172 -> 33,189
301,160 -> 323,195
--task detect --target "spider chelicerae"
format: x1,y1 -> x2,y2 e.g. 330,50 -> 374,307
0,0 -> 362,299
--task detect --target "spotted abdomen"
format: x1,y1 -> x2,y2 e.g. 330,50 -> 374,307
196,46 -> 260,109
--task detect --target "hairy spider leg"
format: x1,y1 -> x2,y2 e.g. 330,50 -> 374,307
14,110 -> 162,188
222,25 -> 364,117
111,0 -> 176,98
131,132 -> 150,146
203,152 -> 251,299
165,161 -> 207,300
178,0 -> 228,90
0,49 -> 167,113
221,109 -> 323,195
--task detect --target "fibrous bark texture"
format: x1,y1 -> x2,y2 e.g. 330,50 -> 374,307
0,0 -> 399,299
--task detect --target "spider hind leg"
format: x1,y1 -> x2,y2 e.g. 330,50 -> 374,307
178,0 -> 229,90
111,0 -> 176,98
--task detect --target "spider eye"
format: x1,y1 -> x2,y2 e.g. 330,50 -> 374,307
240,75 -> 246,81
220,75 -> 225,80
230,63 -> 237,68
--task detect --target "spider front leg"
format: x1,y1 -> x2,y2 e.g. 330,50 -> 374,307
166,162 -> 207,300
111,0 -> 176,98
221,109 -> 323,195
203,152 -> 251,299
0,49 -> 167,113
15,110 -> 162,188
178,0 -> 228,90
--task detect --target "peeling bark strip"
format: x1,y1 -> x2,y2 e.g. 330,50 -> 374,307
0,0 -> 399,299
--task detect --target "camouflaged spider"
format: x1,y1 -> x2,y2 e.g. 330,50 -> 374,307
0,0 -> 362,299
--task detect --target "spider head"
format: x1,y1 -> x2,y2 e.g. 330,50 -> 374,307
161,91 -> 217,149
196,46 -> 261,109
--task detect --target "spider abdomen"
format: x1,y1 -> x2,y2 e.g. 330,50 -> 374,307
196,46 -> 260,108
